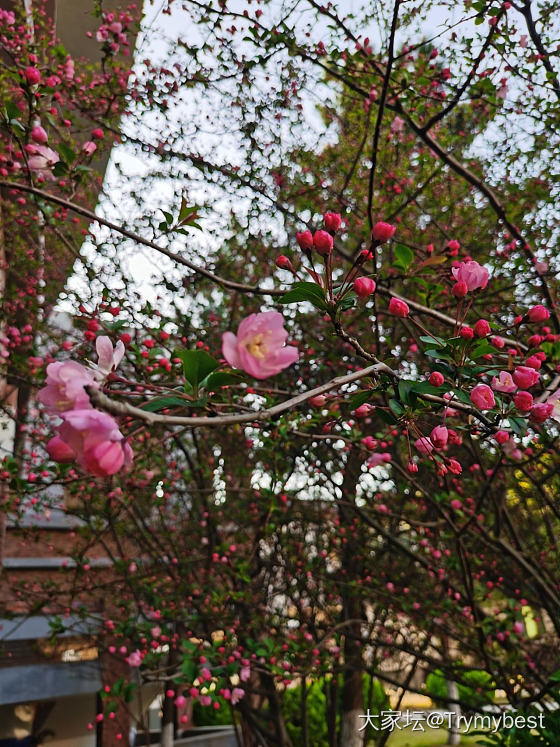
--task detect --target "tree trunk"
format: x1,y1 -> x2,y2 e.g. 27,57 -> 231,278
445,678 -> 461,746
160,691 -> 175,747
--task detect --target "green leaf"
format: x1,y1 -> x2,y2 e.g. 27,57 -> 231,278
337,292 -> 357,312
5,100 -> 21,121
470,341 -> 494,358
425,348 -> 452,360
181,658 -> 196,683
398,380 -> 413,405
51,161 -> 68,177
419,334 -> 446,348
452,389 -> 472,405
176,349 -> 219,389
160,209 -> 173,226
140,396 -> 189,412
410,381 -> 445,395
278,282 -> 327,310
58,143 -> 75,164
202,371 -> 239,390
348,390 -> 372,409
508,416 -> 528,437
393,244 -> 414,272
389,398 -> 405,416
378,409 -> 398,425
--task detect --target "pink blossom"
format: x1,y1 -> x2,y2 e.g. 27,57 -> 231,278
529,403 -> 553,424
96,26 -> 109,42
470,384 -> 495,410
547,390 -> 560,422
430,425 -> 448,449
57,409 -> 133,476
367,453 -> 391,468
527,304 -> 550,323
126,650 -> 142,667
491,371 -> 517,394
502,438 -> 522,460
222,312 -> 299,379
451,261 -> 489,292
63,57 -> 75,80
95,336 -> 125,378
37,361 -> 96,413
31,125 -> 48,144
390,116 -> 405,135
514,391 -> 533,412
240,665 -> 251,682
46,435 -> 76,463
231,688 -> 245,705
512,366 -> 540,389
82,141 -> 97,156
519,34 -> 528,48
26,144 -> 59,180
415,437 -> 433,456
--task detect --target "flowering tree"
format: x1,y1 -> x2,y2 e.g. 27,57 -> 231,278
2,1 -> 560,746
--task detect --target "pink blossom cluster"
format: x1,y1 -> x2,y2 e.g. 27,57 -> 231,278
94,11 -> 132,56
38,337 -> 132,477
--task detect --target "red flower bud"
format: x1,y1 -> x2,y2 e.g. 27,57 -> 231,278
24,67 -> 41,85
429,371 -> 444,387
474,319 -> 491,337
371,221 -> 396,242
275,255 -> 293,271
31,125 -> 48,144
528,304 -> 550,323
353,277 -> 376,298
313,230 -> 333,256
513,391 -> 533,412
460,326 -> 474,339
452,281 -> 468,298
388,297 -> 409,317
323,212 -> 342,232
296,230 -> 313,251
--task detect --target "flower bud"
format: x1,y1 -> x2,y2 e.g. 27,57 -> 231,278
323,212 -> 341,232
429,371 -> 444,387
474,319 -> 491,337
494,430 -> 509,444
371,221 -> 396,242
452,281 -> 468,299
313,230 -> 333,256
528,305 -> 550,323
430,425 -> 449,449
388,297 -> 409,317
296,230 -> 313,251
513,391 -> 533,412
24,67 -> 41,85
31,125 -> 48,144
275,255 -> 293,271
353,277 -> 376,298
